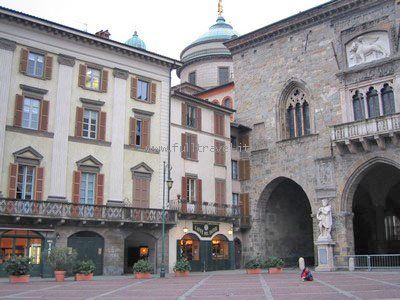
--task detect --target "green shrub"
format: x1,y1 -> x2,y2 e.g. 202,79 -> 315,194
265,256 -> 284,268
244,257 -> 264,269
74,260 -> 96,275
46,247 -> 77,271
173,259 -> 191,272
133,259 -> 153,273
4,256 -> 32,276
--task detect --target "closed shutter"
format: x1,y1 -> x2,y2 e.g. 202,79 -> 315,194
239,160 -> 250,181
133,176 -> 141,207
98,111 -> 107,141
8,163 -> 18,198
181,177 -> 187,212
101,70 -> 108,93
129,117 -> 136,145
96,173 -> 104,206
214,140 -> 225,165
72,171 -> 81,204
215,180 -> 221,215
181,133 -> 187,159
142,178 -> 150,208
19,49 -> 28,74
196,179 -> 202,213
192,134 -> 198,160
150,82 -> 157,103
39,100 -> 49,131
142,118 -> 150,149
14,95 -> 24,127
239,135 -> 249,149
196,107 -> 202,131
181,103 -> 187,126
78,64 -> 87,88
214,112 -> 218,135
75,107 -> 84,137
240,193 -> 250,217
131,77 -> 138,99
44,55 -> 53,80
220,141 -> 225,166
34,167 -> 44,201
214,113 -> 224,136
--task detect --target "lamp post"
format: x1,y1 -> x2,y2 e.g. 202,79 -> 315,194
160,161 -> 173,278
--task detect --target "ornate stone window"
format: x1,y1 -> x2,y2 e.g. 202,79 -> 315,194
381,84 -> 395,115
284,88 -> 310,139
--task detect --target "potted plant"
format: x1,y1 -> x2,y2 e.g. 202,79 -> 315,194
266,256 -> 284,274
245,257 -> 264,274
74,260 -> 96,281
5,256 -> 32,283
47,247 -> 77,282
173,259 -> 191,277
133,259 -> 152,279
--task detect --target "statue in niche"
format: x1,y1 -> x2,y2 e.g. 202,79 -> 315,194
317,199 -> 332,241
347,33 -> 389,67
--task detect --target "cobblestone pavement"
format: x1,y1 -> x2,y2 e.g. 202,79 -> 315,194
0,271 -> 399,299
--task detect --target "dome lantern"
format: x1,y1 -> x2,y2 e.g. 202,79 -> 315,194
125,31 -> 146,50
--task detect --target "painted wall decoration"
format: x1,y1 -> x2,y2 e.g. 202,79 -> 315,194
193,223 -> 219,237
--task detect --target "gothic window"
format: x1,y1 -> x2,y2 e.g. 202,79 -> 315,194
366,87 -> 379,118
381,84 -> 395,116
284,88 -> 310,139
303,101 -> 311,135
295,103 -> 302,137
286,105 -> 295,139
352,91 -> 365,121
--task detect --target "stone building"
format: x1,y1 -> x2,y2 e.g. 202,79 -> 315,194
225,0 -> 400,267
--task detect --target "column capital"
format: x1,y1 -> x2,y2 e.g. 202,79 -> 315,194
0,38 -> 16,51
57,54 -> 76,67
113,68 -> 129,80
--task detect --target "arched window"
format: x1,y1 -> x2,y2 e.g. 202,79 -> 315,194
211,234 -> 229,260
381,84 -> 395,115
303,101 -> 311,135
366,87 -> 379,118
284,88 -> 310,139
222,97 -> 232,109
286,105 -> 295,138
212,99 -> 220,105
352,91 -> 365,121
178,233 -> 200,261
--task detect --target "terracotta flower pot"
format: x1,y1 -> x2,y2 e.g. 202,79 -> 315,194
54,270 -> 66,282
268,267 -> 283,274
75,273 -> 93,281
134,272 -> 151,279
9,275 -> 30,284
246,268 -> 262,274
175,270 -> 190,277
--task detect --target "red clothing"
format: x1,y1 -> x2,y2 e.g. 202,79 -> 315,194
301,269 -> 313,281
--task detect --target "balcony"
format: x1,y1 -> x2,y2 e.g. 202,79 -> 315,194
0,198 -> 177,226
169,199 -> 240,222
331,113 -> 400,154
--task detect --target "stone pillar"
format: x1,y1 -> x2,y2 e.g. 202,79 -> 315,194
375,205 -> 385,253
332,211 -> 354,267
48,55 -> 75,201
107,68 -> 128,205
0,38 -> 16,196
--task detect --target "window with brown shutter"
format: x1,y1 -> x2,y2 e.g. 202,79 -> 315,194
239,159 -> 250,181
72,171 -> 81,204
181,103 -> 187,126
34,167 -> 44,201
196,179 -> 202,213
214,112 -> 225,136
39,101 -> 49,131
129,117 -> 150,149
98,111 -> 107,141
239,135 -> 250,151
181,176 -> 187,212
133,175 -> 150,208
14,95 -> 49,132
96,173 -> 104,206
240,193 -> 250,217
214,140 -> 226,166
196,107 -> 202,131
100,70 -> 108,93
44,55 -> 53,80
215,179 -> 226,216
150,82 -> 157,103
182,133 -> 198,161
8,164 -> 18,198
19,49 -> 29,74
75,107 -> 84,137
78,64 -> 87,88
14,95 -> 24,127
131,77 -> 138,99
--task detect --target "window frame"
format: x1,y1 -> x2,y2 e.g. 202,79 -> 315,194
218,67 -> 230,86
137,79 -> 150,102
186,105 -> 197,129
85,67 -> 101,91
16,165 -> 36,200
186,177 -> 197,203
79,172 -> 96,205
82,109 -> 99,140
22,97 -> 41,130
188,71 -> 196,85
27,52 -> 45,78
231,160 -> 238,180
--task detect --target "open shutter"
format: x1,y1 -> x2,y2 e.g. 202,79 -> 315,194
142,178 -> 150,208
192,135 -> 198,160
98,111 -> 107,141
239,135 -> 249,149
196,107 -> 202,131
220,141 -> 225,166
14,95 -> 24,127
142,118 -> 150,149
196,179 -> 202,213
239,160 -> 250,181
101,70 -> 108,93
35,167 -> 44,201
96,173 -> 104,206
44,55 -> 53,80
181,177 -> 187,213
72,171 -> 81,204
78,64 -> 87,88
129,117 -> 136,145
40,100 -> 49,131
8,164 -> 18,198
133,176 -> 141,207
181,133 -> 187,159
75,107 -> 84,137
150,82 -> 157,104
19,49 -> 28,74
181,103 -> 187,126
240,193 -> 249,216
131,77 -> 138,99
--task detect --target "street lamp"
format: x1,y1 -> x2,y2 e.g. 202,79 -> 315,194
160,161 -> 173,278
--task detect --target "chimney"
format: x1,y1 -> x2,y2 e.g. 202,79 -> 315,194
95,30 -> 111,39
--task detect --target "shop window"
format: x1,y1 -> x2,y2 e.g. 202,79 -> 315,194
211,234 -> 229,260
0,230 -> 42,265
178,234 -> 200,261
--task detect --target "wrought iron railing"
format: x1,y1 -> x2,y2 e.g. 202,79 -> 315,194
331,113 -> 400,142
334,254 -> 400,270
169,199 -> 240,219
0,198 -> 176,224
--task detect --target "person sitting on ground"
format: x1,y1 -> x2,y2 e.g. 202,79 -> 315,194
301,267 -> 313,281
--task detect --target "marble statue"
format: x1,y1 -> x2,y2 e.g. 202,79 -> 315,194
317,199 -> 332,241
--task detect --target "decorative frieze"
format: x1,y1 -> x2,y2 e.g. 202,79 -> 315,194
0,38 -> 16,51
113,68 -> 129,80
57,54 -> 76,66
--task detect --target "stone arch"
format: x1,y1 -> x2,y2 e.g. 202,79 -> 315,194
124,231 -> 157,274
222,96 -> 233,108
212,99 -> 220,105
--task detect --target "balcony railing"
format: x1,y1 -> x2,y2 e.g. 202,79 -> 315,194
0,198 -> 177,224
331,113 -> 400,154
169,199 -> 240,220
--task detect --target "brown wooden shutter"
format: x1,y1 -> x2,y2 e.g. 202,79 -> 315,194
196,107 -> 202,131
72,171 -> 81,204
220,114 -> 225,136
39,100 -> 49,131
142,118 -> 150,149
14,95 -> 24,127
181,103 -> 187,126
129,117 -> 136,145
8,163 -> 18,198
44,55 -> 53,80
214,140 -> 219,165
220,141 -> 225,166
181,177 -> 187,213
19,49 -> 28,74
214,140 -> 224,165
34,167 -> 44,201
78,64 -> 87,88
239,135 -> 249,149
192,134 -> 198,160
181,133 -> 187,159
133,176 -> 141,207
98,111 -> 107,141
101,70 -> 108,93
131,77 -> 138,99
240,193 -> 250,216
214,112 -> 218,134
221,180 -> 226,205
239,160 -> 250,181
75,107 -> 84,137
150,82 -> 157,103
196,179 -> 202,214
96,173 -> 104,206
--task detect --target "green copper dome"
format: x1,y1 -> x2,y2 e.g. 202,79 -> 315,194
125,31 -> 146,50
191,16 -> 239,45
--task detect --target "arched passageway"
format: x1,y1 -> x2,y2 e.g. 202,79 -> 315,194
260,177 -> 314,266
124,232 -> 157,274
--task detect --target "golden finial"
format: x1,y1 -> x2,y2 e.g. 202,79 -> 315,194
218,0 -> 223,16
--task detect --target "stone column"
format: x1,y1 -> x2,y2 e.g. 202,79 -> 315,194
107,68 -> 128,205
48,55 -> 75,201
375,205 -> 385,253
0,38 -> 16,196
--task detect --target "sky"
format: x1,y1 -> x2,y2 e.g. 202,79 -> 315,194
0,0 -> 327,83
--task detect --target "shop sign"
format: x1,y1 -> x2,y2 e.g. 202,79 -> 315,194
193,223 -> 219,237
